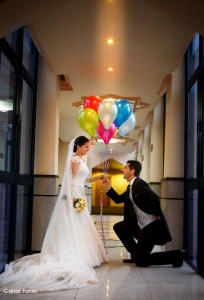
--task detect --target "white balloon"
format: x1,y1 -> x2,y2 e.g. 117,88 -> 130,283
98,99 -> 118,129
118,112 -> 136,137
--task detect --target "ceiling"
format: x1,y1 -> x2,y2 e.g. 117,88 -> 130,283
0,0 -> 203,153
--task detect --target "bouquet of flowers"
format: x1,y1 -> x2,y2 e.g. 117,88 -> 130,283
73,198 -> 86,212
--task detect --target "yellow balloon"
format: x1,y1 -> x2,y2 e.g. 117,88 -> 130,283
78,108 -> 99,137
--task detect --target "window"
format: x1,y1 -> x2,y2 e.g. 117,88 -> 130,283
5,31 -> 18,54
22,27 -> 35,77
0,183 -> 12,273
0,27 -> 38,270
188,33 -> 199,79
15,185 -> 29,258
19,81 -> 33,175
0,53 -> 16,172
187,82 -> 198,179
186,190 -> 198,269
185,33 -> 204,278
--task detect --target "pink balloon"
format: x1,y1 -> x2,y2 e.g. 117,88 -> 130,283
97,121 -> 116,144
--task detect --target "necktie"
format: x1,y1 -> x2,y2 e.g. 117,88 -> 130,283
128,184 -> 136,217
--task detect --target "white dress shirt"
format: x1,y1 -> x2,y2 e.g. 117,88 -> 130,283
129,178 -> 157,229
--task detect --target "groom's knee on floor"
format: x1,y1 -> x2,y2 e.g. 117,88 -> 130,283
135,258 -> 150,268
134,254 -> 151,267
113,222 -> 121,233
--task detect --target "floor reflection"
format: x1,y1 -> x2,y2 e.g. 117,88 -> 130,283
0,215 -> 203,300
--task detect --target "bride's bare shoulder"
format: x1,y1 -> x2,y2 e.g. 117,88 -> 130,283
72,155 -> 81,163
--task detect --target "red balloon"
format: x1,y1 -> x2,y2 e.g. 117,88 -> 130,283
83,95 -> 102,113
97,121 -> 116,144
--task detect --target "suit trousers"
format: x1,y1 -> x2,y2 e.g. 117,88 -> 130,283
113,219 -> 179,267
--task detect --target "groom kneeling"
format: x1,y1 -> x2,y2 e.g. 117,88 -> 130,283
103,160 -> 186,267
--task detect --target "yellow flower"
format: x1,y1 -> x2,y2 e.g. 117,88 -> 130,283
73,197 -> 86,212
129,185 -> 132,190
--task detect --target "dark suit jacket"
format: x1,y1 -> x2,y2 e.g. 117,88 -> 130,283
106,176 -> 172,245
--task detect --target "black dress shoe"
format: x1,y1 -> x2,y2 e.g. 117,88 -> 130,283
172,250 -> 186,267
123,258 -> 136,263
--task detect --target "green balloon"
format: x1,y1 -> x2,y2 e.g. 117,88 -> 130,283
78,108 -> 99,137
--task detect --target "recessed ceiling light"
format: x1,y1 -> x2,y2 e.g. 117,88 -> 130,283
106,39 -> 114,44
108,67 -> 114,71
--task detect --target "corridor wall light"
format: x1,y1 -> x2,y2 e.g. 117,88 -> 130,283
107,67 -> 114,71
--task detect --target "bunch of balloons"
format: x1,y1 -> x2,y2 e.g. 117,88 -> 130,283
78,95 -> 136,144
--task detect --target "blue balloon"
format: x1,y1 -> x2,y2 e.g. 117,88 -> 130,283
114,99 -> 132,128
119,112 -> 137,137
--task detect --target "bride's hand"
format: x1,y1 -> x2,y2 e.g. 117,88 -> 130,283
98,174 -> 106,181
91,174 -> 107,182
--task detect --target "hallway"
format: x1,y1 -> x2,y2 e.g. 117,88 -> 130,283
1,215 -> 204,300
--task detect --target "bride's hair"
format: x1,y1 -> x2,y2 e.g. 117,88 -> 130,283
73,136 -> 89,152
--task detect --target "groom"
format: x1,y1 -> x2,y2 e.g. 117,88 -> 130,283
103,160 -> 186,267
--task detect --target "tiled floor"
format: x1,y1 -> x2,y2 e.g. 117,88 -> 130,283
1,215 -> 204,300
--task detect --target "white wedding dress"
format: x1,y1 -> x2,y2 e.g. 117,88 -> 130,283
0,138 -> 107,292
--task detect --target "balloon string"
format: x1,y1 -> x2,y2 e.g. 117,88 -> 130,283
89,141 -> 106,250
97,143 -> 111,254
92,141 -> 112,254
91,141 -> 106,249
95,142 -> 105,172
99,163 -> 110,257
99,145 -> 106,249
105,144 -> 108,171
100,190 -> 106,248
105,144 -> 111,172
96,141 -> 108,173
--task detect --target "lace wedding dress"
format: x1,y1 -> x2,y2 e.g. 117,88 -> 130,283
0,138 -> 107,292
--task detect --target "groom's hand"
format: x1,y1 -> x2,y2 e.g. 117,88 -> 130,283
102,176 -> 111,191
102,175 -> 108,183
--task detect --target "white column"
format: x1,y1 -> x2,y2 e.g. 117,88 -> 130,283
32,56 -> 60,250
162,59 -> 185,251
141,123 -> 150,182
34,55 -> 60,175
137,135 -> 143,164
164,60 -> 185,178
149,99 -> 164,182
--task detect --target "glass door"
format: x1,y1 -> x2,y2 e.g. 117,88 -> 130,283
185,33 -> 204,278
0,27 -> 38,271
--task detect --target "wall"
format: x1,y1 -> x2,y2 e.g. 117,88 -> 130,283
136,59 -> 185,251
32,55 -> 60,251
164,60 -> 185,178
162,59 -> 185,251
57,139 -> 69,189
34,56 -> 59,176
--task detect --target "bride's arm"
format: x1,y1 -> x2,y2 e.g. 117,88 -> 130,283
86,175 -> 105,183
71,159 -> 80,178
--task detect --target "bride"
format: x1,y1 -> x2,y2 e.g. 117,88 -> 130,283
0,136 -> 107,292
